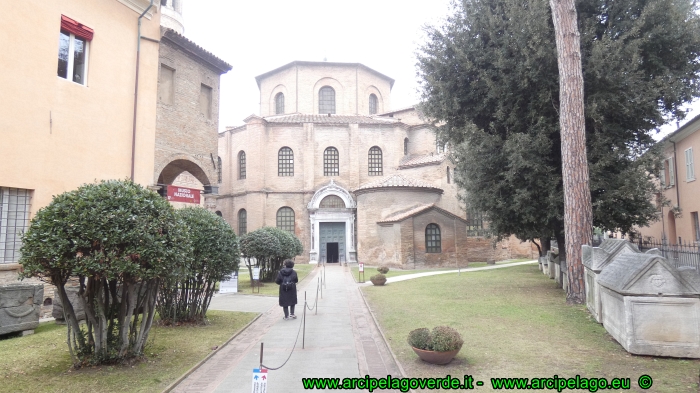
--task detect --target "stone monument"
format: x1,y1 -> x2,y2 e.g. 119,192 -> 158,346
597,252 -> 700,358
0,284 -> 43,336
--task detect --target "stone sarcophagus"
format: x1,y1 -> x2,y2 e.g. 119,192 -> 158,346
547,250 -> 558,280
582,239 -> 641,323
597,252 -> 700,358
0,284 -> 43,336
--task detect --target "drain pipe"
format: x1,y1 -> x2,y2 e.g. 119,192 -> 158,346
672,140 -> 681,209
130,0 -> 155,181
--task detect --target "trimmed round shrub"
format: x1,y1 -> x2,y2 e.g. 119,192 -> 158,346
377,266 -> 389,274
407,328 -> 431,350
240,227 -> 302,282
370,273 -> 387,286
20,180 -> 190,366
429,326 -> 464,352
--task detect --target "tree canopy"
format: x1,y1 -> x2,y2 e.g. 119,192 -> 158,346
239,227 -> 303,282
417,0 -> 700,249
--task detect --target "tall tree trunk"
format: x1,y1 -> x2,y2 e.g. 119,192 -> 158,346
549,0 -> 592,304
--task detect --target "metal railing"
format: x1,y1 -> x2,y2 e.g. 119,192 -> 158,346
637,238 -> 700,271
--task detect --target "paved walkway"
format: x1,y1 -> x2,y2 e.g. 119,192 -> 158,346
359,260 -> 538,286
169,264 -> 401,393
167,260 -> 537,393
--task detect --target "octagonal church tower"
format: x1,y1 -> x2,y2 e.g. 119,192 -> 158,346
218,61 -> 471,266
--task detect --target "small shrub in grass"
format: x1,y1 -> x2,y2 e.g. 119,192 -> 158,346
370,273 -> 387,286
407,326 -> 463,352
407,328 -> 431,349
377,266 -> 389,274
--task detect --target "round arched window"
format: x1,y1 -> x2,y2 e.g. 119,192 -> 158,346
320,195 -> 346,209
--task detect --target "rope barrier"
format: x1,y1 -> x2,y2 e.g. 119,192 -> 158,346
260,265 -> 326,370
261,308 -> 305,370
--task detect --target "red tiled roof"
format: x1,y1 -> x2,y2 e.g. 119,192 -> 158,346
355,174 -> 442,194
378,203 -> 468,224
398,153 -> 446,169
264,113 -> 399,125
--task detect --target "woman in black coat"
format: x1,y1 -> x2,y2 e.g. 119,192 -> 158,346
275,259 -> 299,320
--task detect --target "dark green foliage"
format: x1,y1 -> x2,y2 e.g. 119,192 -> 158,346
407,328 -> 431,349
239,227 -> 302,282
377,266 -> 389,274
157,207 -> 239,324
417,0 -> 700,247
407,326 -> 464,351
19,180 -> 190,366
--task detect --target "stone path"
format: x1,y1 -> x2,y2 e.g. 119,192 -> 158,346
166,260 -> 536,393
168,264 -> 401,393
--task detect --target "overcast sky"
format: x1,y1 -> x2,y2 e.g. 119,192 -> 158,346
181,0 -> 699,139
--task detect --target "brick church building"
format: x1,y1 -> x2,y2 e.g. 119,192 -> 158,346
216,62 -> 534,266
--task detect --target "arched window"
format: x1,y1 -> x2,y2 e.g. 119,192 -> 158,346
447,166 -> 451,184
368,146 -> 383,176
238,151 -> 246,179
278,147 -> 294,176
238,209 -> 247,235
404,138 -> 409,156
369,94 -> 378,114
425,224 -> 441,253
320,195 -> 346,208
319,86 -> 335,114
324,147 -> 339,176
275,92 -> 285,115
217,156 -> 222,183
276,207 -> 295,233
215,210 -> 223,217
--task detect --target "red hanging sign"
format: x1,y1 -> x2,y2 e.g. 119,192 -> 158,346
167,185 -> 201,204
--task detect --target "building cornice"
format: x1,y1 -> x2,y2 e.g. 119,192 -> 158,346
255,61 -> 395,89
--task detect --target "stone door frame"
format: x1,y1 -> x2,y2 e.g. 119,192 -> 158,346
307,180 -> 357,264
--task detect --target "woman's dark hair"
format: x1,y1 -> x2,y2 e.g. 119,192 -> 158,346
284,259 -> 295,268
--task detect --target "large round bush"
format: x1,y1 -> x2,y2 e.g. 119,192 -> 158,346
20,180 -> 190,365
157,207 -> 239,323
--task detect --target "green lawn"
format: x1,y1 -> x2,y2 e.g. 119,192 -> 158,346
362,265 -> 700,392
0,310 -> 256,392
235,263 -> 316,296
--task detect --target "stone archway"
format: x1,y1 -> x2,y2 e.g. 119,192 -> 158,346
156,159 -> 217,210
157,159 -> 212,187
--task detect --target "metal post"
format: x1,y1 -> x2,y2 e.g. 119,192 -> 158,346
260,342 -> 264,370
316,278 -> 319,315
303,291 -> 306,349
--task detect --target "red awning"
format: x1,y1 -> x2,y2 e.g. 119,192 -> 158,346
61,15 -> 93,41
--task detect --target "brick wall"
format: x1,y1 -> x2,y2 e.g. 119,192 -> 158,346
154,37 -> 221,188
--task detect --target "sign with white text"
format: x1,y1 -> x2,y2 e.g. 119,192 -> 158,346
252,267 -> 260,280
167,185 -> 201,204
219,271 -> 238,294
251,368 -> 268,393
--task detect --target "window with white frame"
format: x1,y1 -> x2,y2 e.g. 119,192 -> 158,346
685,148 -> 695,181
0,188 -> 32,264
661,157 -> 675,187
57,16 -> 92,86
692,212 -> 700,242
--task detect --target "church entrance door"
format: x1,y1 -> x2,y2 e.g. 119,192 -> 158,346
320,222 -> 345,263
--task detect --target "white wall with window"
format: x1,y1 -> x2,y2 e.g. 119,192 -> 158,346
57,15 -> 92,86
0,188 -> 32,264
